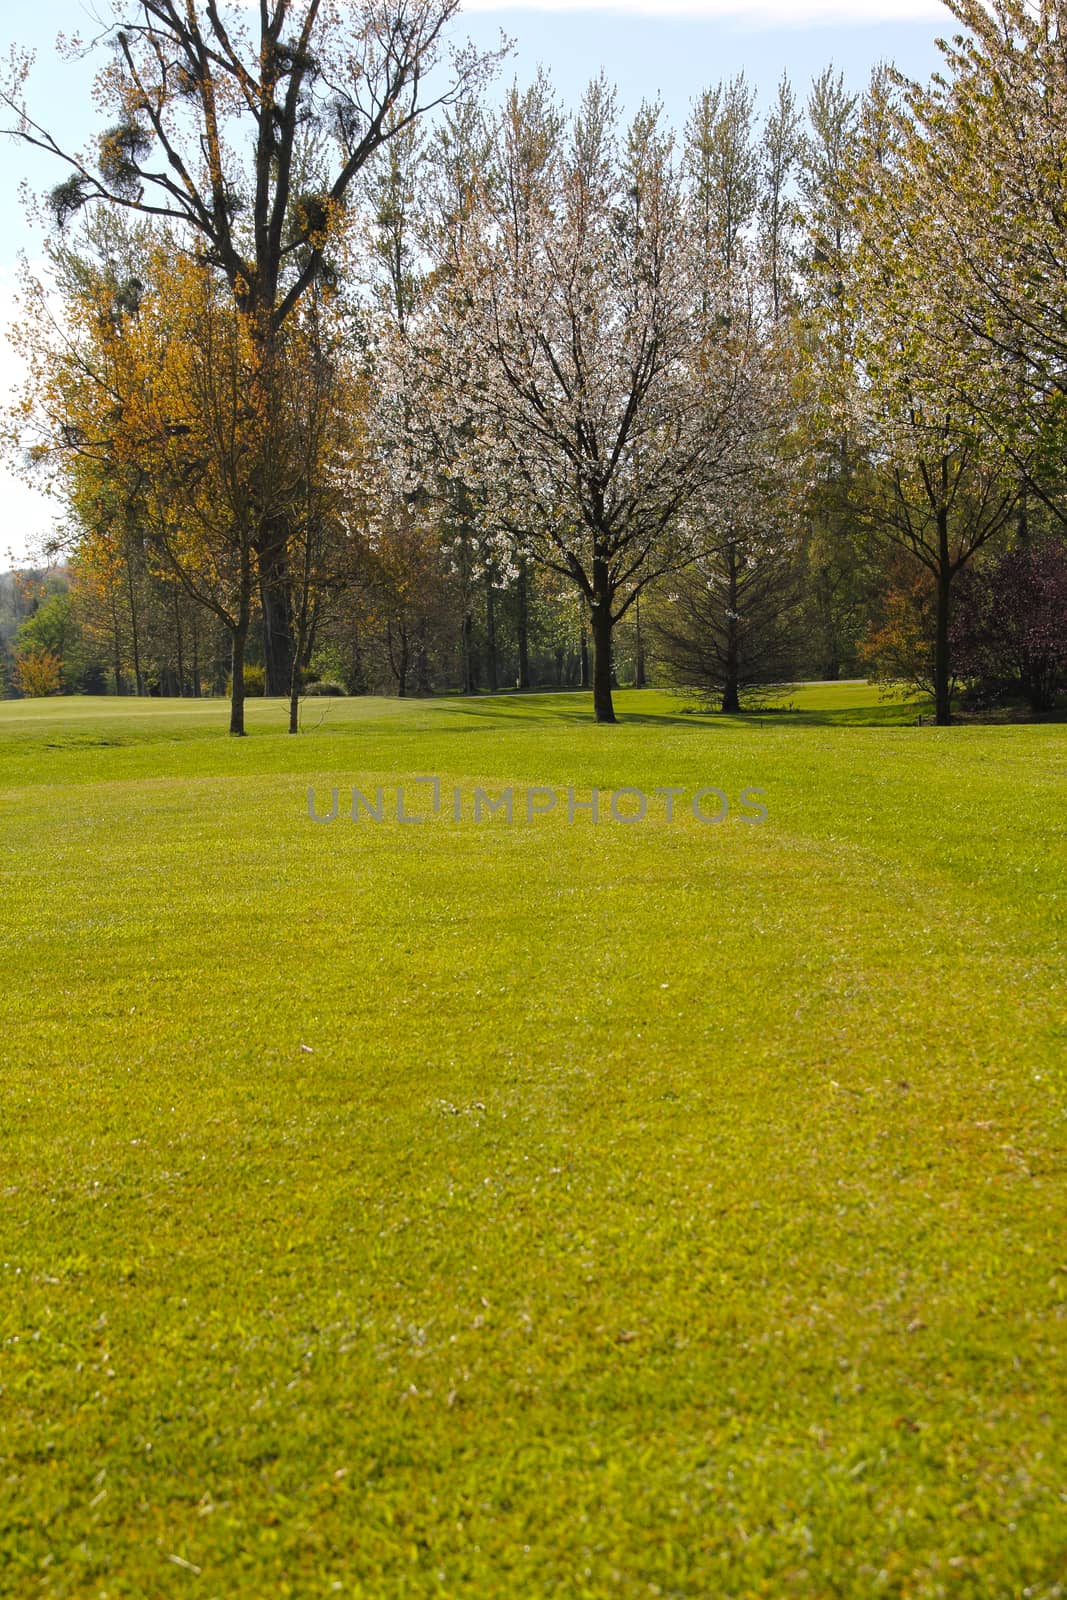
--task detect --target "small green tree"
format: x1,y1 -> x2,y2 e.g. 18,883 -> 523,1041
13,590 -> 101,691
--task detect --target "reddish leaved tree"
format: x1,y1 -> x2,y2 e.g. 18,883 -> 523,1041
952,540 -> 1067,712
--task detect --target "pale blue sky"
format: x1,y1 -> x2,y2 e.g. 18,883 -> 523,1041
1,0 -> 953,564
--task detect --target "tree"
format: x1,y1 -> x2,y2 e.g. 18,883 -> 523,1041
440,78 -> 749,723
686,75 -> 758,285
13,646 -> 62,697
793,67 -> 870,685
952,538 -> 1067,712
802,66 -> 859,284
653,531 -> 804,710
11,196 -> 373,731
267,284 -> 369,731
850,420 -> 1019,723
12,587 -> 105,691
758,76 -> 804,322
848,69 -> 1021,723
16,237 -> 264,731
361,516 -> 453,696
651,325 -> 806,711
875,2 -> 1067,529
418,95 -> 529,695
861,550 -> 944,705
3,0 -> 501,692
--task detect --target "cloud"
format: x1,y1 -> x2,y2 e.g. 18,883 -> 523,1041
460,0 -> 945,22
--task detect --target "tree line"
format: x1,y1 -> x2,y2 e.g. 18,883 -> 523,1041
3,0 -> 1066,728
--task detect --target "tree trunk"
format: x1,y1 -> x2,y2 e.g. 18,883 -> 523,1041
485,576 -> 499,692
934,566 -> 952,726
304,595 -> 321,672
934,511 -> 953,726
191,613 -> 201,698
229,559 -> 252,735
516,559 -> 530,689
579,627 -> 590,690
722,544 -> 741,712
590,561 -> 616,723
248,315 -> 294,697
109,590 -> 123,695
389,621 -> 410,698
462,609 -> 475,694
288,568 -> 313,735
415,620 -> 432,697
257,527 -> 294,696
174,591 -> 185,695
288,601 -> 303,732
126,554 -> 143,696
230,624 -> 248,736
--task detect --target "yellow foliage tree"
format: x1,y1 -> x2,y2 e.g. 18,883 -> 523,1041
13,647 -> 62,697
10,222 -> 368,732
3,1 -> 500,691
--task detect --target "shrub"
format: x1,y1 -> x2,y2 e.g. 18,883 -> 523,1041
303,680 -> 346,697
225,664 -> 267,697
14,647 -> 63,697
861,557 -> 942,703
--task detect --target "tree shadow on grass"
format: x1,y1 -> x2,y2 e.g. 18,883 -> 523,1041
430,691 -> 702,729
428,688 -> 924,730
362,685 -> 1066,732
624,688 -> 931,729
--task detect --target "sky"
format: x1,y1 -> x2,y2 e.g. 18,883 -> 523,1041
0,0 -> 955,567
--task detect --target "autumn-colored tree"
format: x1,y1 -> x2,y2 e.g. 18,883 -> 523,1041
952,538 -> 1067,712
3,0 -> 501,691
11,202 -> 375,729
861,552 -> 943,706
13,646 -> 62,697
18,241 -> 262,730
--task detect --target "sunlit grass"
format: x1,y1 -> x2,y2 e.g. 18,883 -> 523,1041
1,686 -> 1063,1597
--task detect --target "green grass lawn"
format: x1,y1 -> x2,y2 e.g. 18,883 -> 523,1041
1,686 -> 1064,1598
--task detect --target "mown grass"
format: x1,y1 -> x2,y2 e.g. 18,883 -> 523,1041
1,686 -> 1064,1599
